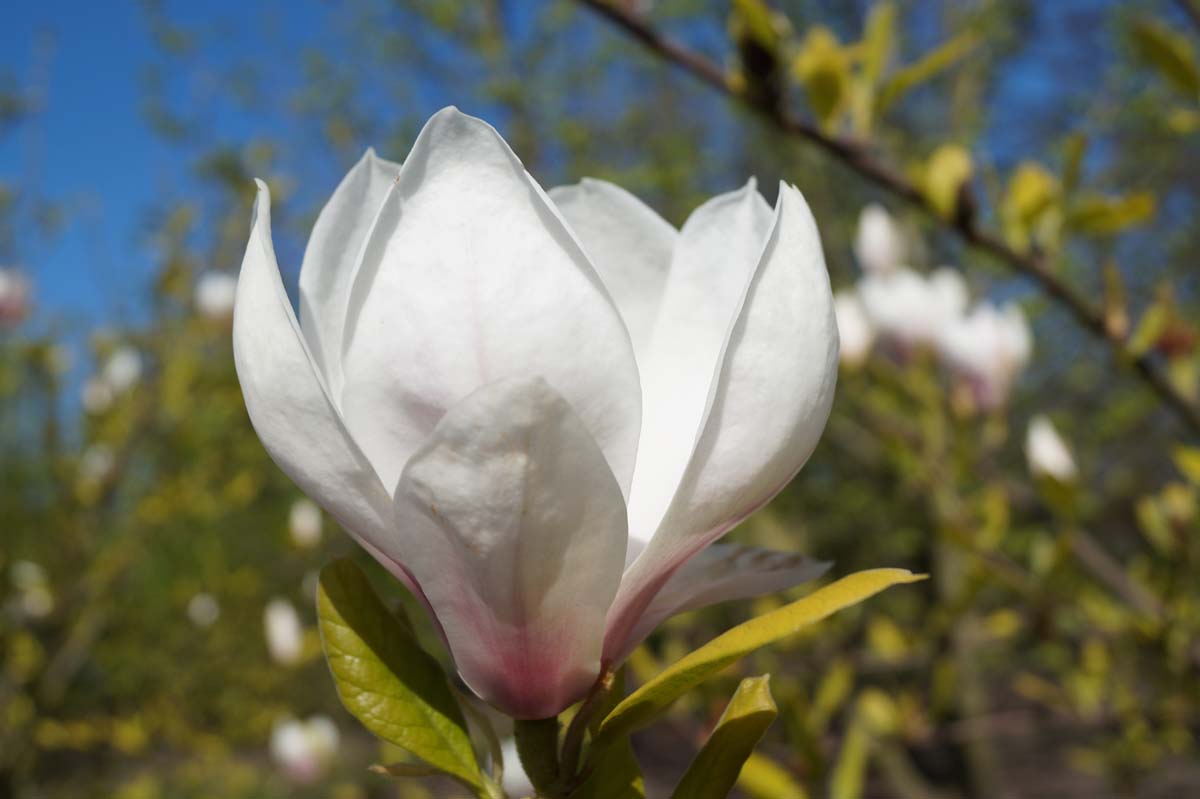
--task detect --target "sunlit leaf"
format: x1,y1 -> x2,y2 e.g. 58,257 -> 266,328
595,569 -> 925,744
793,26 -> 850,127
1001,161 -> 1061,251
828,714 -> 870,799
672,676 -> 778,799
737,752 -> 810,799
316,559 -> 484,791
923,144 -> 973,218
877,32 -> 977,114
1068,192 -> 1155,236
861,2 -> 896,85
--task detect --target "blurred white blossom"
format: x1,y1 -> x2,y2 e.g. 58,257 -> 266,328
11,560 -> 54,619
81,377 -> 115,415
195,271 -> 238,320
263,598 -> 304,666
859,267 -> 967,349
187,592 -> 221,627
854,203 -> 905,276
102,347 -> 143,393
938,301 -> 1031,409
0,268 -> 32,326
288,499 -> 323,549
501,738 -> 535,798
79,444 -> 116,483
1025,415 -> 1077,482
270,715 -> 339,784
834,290 -> 873,367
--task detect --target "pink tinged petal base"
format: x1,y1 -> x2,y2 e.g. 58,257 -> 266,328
605,183 -> 839,663
232,181 -> 434,619
337,108 -> 642,500
607,544 -> 830,664
392,377 -> 628,720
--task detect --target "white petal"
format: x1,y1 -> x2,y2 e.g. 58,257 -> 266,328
608,544 -> 829,663
393,377 -> 627,719
548,178 -> 678,362
606,183 -> 837,660
298,149 -> 402,395
854,203 -> 904,275
338,108 -> 641,498
233,182 -> 420,592
625,180 -> 774,555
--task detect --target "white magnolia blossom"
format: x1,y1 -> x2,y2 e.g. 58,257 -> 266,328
270,715 -> 339,784
858,266 -> 967,349
853,203 -> 905,276
1025,415 -> 1077,482
834,290 -> 873,367
263,598 -> 304,666
938,301 -> 1032,409
501,738 -> 535,798
81,377 -> 115,415
233,108 -> 837,718
187,592 -> 221,627
11,560 -> 54,619
195,271 -> 238,320
102,346 -> 143,394
0,268 -> 32,326
288,499 -> 323,548
79,444 -> 116,483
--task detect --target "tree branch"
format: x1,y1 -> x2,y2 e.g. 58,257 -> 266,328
575,0 -> 1200,436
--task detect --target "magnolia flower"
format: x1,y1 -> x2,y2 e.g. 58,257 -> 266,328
1025,415 -> 1076,482
858,266 -> 967,349
263,598 -> 304,666
0,268 -> 32,326
11,560 -> 54,619
81,378 -> 115,415
187,592 -> 221,627
270,715 -> 339,784
938,301 -> 1031,409
288,499 -> 323,548
853,203 -> 904,276
500,738 -> 535,798
195,271 -> 238,320
834,290 -> 873,368
102,347 -> 143,394
233,108 -> 836,718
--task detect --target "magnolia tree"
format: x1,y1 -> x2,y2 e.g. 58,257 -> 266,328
5,1 -> 1200,798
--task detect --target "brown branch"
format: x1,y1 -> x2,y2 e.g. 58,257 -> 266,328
575,0 -> 1200,436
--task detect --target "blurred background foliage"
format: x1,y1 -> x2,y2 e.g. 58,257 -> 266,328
3,0 -> 1200,797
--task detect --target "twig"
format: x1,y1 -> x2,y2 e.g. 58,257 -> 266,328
574,0 -> 1200,437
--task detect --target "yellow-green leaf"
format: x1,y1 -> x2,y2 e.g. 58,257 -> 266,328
596,569 -> 924,744
829,715 -> 870,799
1173,446 -> 1200,485
731,0 -> 781,49
793,26 -> 850,127
317,559 -> 483,791
877,31 -> 977,114
1130,18 -> 1200,98
923,144 -> 973,218
571,738 -> 644,799
1000,162 -> 1061,251
737,752 -> 810,799
672,676 -> 778,799
1068,192 -> 1155,236
861,2 -> 896,85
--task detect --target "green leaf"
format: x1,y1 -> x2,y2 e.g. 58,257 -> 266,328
1068,192 -> 1155,236
1130,18 -> 1200,98
571,737 -> 645,799
793,27 -> 850,127
731,0 -> 781,49
596,569 -> 925,744
672,676 -> 778,799
828,716 -> 870,799
923,144 -> 973,218
737,752 -> 810,799
861,2 -> 896,85
1000,162 -> 1061,251
1172,446 -> 1200,485
877,31 -> 977,114
317,558 -> 484,791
